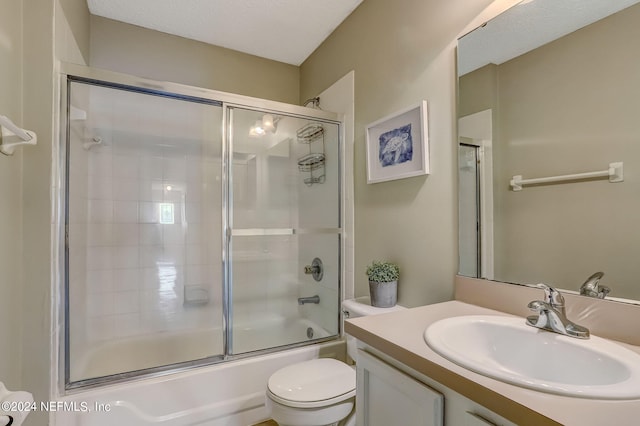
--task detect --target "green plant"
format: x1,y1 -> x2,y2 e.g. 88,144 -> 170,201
366,261 -> 400,283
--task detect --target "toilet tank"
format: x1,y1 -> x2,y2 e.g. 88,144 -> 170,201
341,296 -> 406,360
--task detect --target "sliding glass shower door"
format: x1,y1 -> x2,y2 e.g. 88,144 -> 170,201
66,79 -> 225,385
227,107 -> 341,354
63,75 -> 342,389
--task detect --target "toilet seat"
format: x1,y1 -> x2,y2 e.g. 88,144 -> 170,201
267,358 -> 356,409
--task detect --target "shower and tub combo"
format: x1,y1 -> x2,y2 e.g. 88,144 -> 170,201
53,64 -> 344,425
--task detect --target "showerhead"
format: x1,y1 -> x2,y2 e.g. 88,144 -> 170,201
83,137 -> 103,150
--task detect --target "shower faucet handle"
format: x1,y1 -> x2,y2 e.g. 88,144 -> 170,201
304,258 -> 324,282
304,265 -> 319,274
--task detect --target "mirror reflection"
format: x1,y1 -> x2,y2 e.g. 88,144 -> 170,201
457,0 -> 640,302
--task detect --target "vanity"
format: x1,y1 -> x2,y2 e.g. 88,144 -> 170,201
345,277 -> 640,426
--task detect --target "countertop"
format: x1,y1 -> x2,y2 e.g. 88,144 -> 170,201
345,300 -> 640,426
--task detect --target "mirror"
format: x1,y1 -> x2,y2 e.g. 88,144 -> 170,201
457,0 -> 640,303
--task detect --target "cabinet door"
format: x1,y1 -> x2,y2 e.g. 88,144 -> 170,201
356,350 -> 444,426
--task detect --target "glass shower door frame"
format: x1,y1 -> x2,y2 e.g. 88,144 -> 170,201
56,63 -> 343,392
223,103 -> 343,357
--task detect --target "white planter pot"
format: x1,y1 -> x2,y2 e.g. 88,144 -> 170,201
368,280 -> 397,308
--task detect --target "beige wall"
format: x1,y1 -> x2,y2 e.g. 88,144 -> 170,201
56,0 -> 90,65
90,16 -> 300,104
0,0 -> 24,391
467,5 -> 640,298
21,0 -> 57,423
0,0 -> 88,422
458,64 -> 497,118
300,0 -> 494,306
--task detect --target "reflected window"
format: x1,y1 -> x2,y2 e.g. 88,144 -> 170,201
159,203 -> 175,224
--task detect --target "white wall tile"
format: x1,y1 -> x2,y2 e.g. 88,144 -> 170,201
139,156 -> 163,180
69,224 -> 88,248
88,152 -> 113,177
139,179 -> 164,202
113,291 -> 140,315
114,200 -> 139,223
86,269 -> 113,294
88,199 -> 113,224
162,183 -> 184,203
113,224 -> 139,246
185,203 -> 201,224
186,157 -> 203,184
88,174 -> 113,200
185,265 -> 206,287
139,224 -> 162,246
87,292 -> 114,317
139,246 -> 163,268
87,223 -> 113,247
113,268 -> 139,292
186,245 -> 203,265
112,246 -> 139,269
113,154 -> 139,178
113,177 -> 140,201
163,224 -> 185,245
140,267 -> 160,290
139,201 -> 158,224
184,183 -> 202,204
162,245 -> 185,267
185,223 -> 202,244
163,157 -> 187,181
68,196 -> 89,224
87,246 -> 113,270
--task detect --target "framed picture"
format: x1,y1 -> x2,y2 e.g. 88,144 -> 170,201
365,100 -> 429,184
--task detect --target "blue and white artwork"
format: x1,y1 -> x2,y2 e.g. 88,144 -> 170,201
378,124 -> 413,167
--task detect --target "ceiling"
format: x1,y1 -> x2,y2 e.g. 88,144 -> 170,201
458,0 -> 640,75
87,0 -> 363,66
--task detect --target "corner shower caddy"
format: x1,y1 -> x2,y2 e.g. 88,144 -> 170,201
297,123 -> 326,186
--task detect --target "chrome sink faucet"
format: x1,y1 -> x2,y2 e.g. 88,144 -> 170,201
526,284 -> 590,339
580,271 -> 610,299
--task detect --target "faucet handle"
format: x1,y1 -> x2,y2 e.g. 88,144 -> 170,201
526,300 -> 550,328
536,283 -> 565,308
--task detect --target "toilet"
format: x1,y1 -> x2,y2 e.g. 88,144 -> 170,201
265,296 -> 406,426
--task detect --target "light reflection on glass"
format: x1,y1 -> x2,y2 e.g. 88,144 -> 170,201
156,261 -> 178,311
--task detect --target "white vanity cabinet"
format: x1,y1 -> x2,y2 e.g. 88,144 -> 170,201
356,349 -> 444,426
356,348 -> 516,426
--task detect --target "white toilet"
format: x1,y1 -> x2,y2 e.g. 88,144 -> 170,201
265,296 -> 406,426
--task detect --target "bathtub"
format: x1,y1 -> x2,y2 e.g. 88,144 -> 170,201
56,317 -> 342,426
73,316 -> 331,381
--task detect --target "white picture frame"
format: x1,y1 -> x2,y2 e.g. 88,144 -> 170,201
365,100 -> 429,184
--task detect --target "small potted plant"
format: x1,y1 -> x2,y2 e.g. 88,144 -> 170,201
366,261 -> 399,308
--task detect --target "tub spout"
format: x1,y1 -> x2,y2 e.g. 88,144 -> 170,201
298,295 -> 320,305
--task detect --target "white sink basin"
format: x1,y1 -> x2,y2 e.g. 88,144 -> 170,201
424,315 -> 640,399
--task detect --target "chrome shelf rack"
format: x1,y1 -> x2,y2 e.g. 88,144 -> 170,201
296,123 -> 326,186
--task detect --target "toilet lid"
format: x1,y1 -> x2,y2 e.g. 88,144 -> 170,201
268,358 -> 356,404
